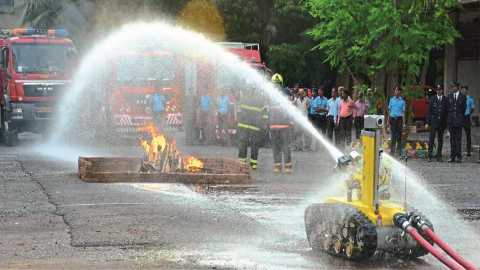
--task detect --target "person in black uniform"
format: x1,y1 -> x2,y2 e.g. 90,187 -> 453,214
446,82 -> 467,163
426,85 -> 448,162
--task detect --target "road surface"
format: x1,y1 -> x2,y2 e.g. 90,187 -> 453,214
1,135 -> 479,269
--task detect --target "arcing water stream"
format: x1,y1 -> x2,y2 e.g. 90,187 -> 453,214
44,21 -> 342,162
34,21 -> 479,267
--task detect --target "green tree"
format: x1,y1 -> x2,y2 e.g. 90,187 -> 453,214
217,0 -> 335,86
22,0 -> 63,27
304,0 -> 460,90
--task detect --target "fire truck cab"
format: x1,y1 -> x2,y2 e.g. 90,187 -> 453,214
0,28 -> 76,145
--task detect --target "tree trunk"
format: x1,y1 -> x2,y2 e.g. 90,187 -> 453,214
419,54 -> 430,85
255,0 -> 275,59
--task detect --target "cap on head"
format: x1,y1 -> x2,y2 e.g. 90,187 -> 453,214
271,73 -> 284,86
449,81 -> 459,88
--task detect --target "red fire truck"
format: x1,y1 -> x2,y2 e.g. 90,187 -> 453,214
218,42 -> 270,77
0,28 -> 76,146
99,50 -> 184,138
100,42 -> 270,142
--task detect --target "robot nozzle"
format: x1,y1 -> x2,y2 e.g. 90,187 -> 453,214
336,155 -> 352,168
336,151 -> 361,169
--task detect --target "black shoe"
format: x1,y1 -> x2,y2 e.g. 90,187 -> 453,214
448,158 -> 455,163
436,157 -> 443,162
467,153 -> 471,157
428,158 -> 433,162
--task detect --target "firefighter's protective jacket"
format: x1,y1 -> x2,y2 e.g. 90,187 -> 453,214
237,93 -> 268,132
269,103 -> 291,129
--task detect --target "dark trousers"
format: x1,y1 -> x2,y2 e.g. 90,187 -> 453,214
338,116 -> 353,148
428,127 -> 444,158
354,116 -> 364,140
153,112 -> 165,131
464,116 -> 472,154
314,115 -> 327,134
449,127 -> 463,160
237,128 -> 262,161
326,115 -> 337,142
306,114 -> 316,149
271,128 -> 292,164
390,117 -> 403,154
198,111 -> 214,144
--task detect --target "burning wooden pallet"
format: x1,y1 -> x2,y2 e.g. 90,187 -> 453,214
78,157 -> 251,185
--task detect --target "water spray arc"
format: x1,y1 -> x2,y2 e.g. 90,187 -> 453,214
38,21 -> 479,268
47,21 -> 342,162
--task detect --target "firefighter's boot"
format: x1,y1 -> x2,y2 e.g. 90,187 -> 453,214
284,163 -> 292,174
274,163 -> 282,174
250,159 -> 258,170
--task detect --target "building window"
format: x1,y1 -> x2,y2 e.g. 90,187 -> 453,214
0,0 -> 14,13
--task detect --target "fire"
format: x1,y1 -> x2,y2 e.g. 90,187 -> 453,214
184,156 -> 204,173
139,125 -> 203,173
141,133 -> 167,163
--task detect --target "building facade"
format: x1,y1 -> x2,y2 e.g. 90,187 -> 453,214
445,0 -> 480,116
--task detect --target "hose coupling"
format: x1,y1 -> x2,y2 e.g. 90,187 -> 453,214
393,213 -> 410,230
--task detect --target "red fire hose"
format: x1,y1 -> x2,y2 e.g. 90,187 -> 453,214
422,227 -> 478,270
405,226 -> 464,270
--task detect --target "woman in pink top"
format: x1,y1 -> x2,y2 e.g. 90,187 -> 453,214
353,92 -> 369,140
337,87 -> 355,149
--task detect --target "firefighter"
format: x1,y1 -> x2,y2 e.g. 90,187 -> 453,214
269,73 -> 293,173
237,80 -> 268,169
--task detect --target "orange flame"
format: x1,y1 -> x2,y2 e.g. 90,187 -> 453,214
184,156 -> 204,172
139,125 -> 203,172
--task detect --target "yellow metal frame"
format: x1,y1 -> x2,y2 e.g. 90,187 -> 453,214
324,130 -> 405,226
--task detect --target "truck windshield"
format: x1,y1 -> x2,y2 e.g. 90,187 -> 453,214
116,55 -> 175,86
12,43 -> 75,74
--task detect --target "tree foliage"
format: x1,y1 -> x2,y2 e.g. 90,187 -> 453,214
21,0 -> 336,85
304,0 -> 460,87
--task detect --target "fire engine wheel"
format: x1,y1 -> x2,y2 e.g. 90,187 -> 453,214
3,128 -> 18,147
1,110 -> 18,147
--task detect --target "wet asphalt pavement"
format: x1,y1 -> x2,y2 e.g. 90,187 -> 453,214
1,131 -> 480,269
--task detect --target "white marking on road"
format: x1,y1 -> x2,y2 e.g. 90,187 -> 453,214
60,203 -> 148,207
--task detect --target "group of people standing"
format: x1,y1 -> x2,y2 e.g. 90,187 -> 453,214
426,82 -> 475,163
387,82 -> 476,163
290,85 -> 369,151
232,76 -> 477,175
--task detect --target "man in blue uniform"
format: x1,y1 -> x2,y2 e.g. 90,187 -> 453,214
198,94 -> 213,144
311,88 -> 329,134
152,92 -> 166,131
462,85 -> 475,157
216,89 -> 231,145
388,87 -> 405,156
326,88 -> 340,144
